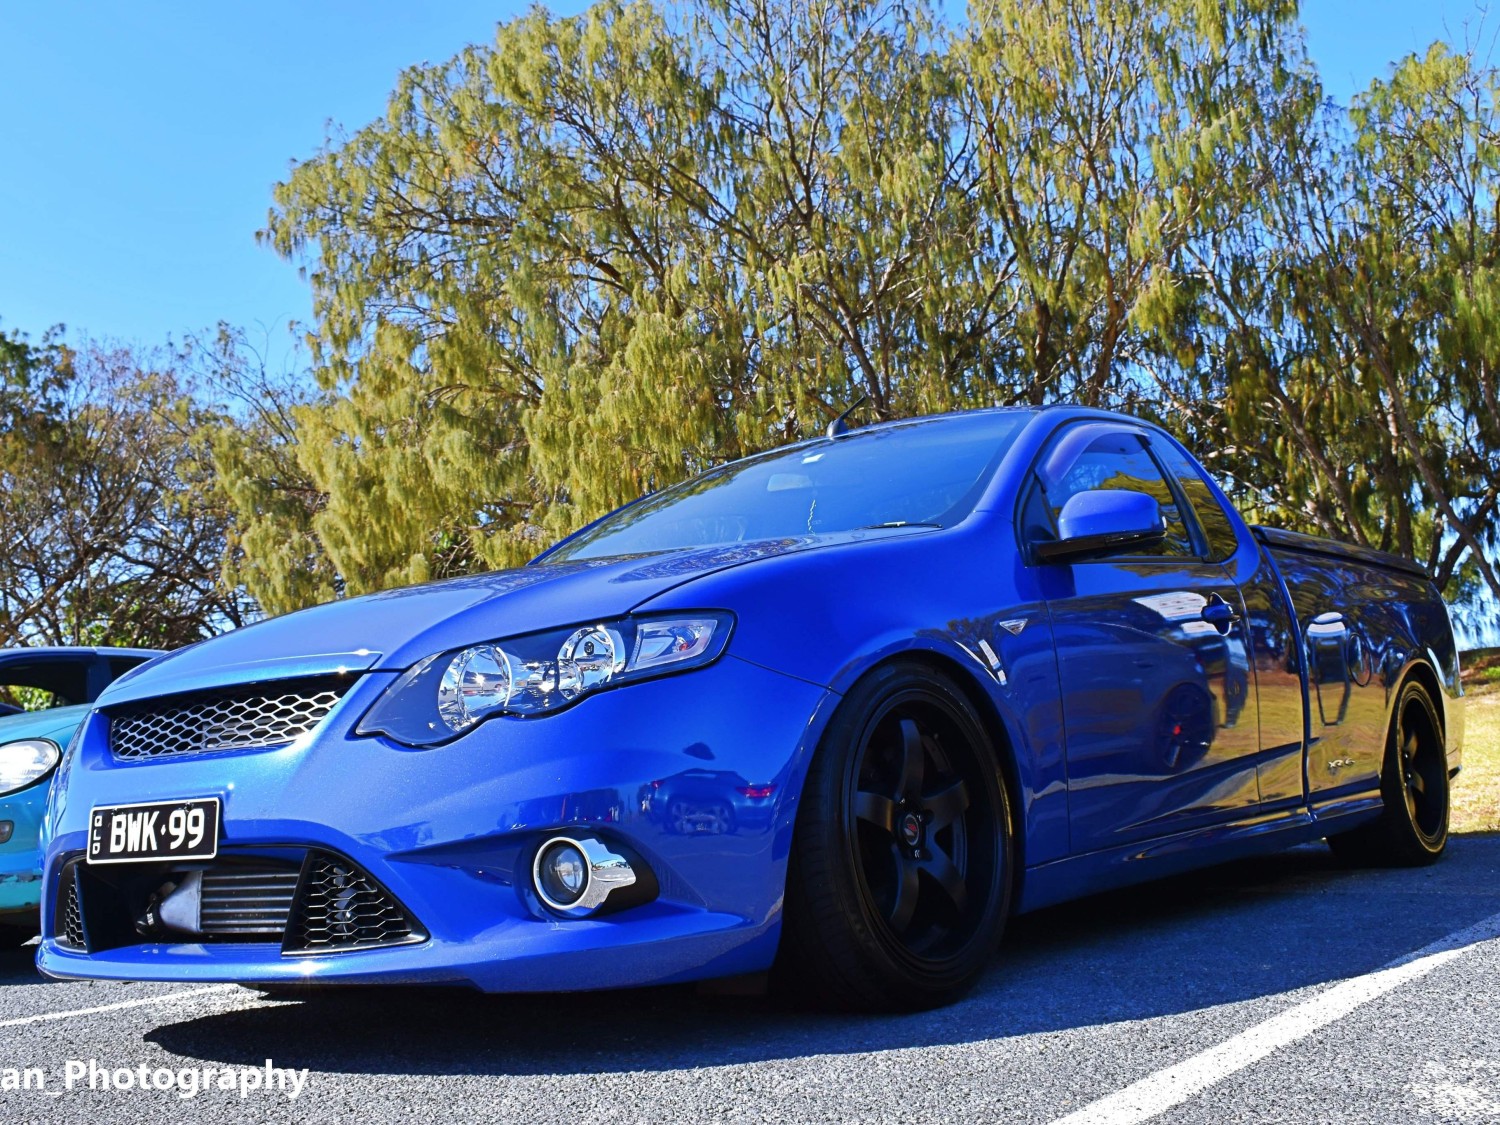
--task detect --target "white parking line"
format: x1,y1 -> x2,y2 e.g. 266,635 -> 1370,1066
0,985 -> 239,1030
1052,909 -> 1500,1125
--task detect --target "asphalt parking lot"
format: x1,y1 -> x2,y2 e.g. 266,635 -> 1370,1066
0,836 -> 1497,1124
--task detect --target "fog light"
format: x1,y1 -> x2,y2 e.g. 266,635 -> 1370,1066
536,840 -> 589,909
531,835 -> 650,919
0,821 -> 11,844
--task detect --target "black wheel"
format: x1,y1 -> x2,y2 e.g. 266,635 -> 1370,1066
1328,678 -> 1449,866
778,661 -> 1013,1011
0,925 -> 33,949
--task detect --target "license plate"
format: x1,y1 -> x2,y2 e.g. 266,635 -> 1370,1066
87,798 -> 220,865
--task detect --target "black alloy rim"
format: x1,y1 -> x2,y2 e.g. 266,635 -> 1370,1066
845,693 -> 1000,963
1397,693 -> 1445,841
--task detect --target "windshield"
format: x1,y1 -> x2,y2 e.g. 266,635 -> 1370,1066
546,411 -> 1032,563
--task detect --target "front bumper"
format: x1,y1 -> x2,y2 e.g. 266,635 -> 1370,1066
38,655 -> 834,990
0,781 -> 47,928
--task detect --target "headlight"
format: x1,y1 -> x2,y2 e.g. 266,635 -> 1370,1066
0,738 -> 61,796
357,613 -> 733,747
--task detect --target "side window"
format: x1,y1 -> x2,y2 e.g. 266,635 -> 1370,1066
1151,437 -> 1240,563
1037,428 -> 1194,558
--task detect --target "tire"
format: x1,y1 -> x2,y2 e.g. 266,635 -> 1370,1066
777,661 -> 1014,1011
1328,678 -> 1449,866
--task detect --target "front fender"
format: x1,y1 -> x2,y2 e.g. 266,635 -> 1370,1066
643,528 -> 1070,865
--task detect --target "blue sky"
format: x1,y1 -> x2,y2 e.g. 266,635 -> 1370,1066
0,1 -> 1485,351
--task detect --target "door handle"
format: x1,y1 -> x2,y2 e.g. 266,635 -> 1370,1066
1201,594 -> 1240,635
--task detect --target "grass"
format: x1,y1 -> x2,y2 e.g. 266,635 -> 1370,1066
1454,677 -> 1500,834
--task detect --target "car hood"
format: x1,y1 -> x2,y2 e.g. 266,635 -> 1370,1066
99,531 -> 908,706
0,704 -> 91,748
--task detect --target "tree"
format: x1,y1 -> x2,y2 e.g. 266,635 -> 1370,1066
192,324 -> 341,617
231,0 -> 1497,621
1306,42 -> 1500,604
0,333 -> 246,648
252,0 -> 1011,599
960,0 -> 1311,408
1169,40 -> 1500,619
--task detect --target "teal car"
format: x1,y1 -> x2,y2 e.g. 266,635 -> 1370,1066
0,648 -> 159,946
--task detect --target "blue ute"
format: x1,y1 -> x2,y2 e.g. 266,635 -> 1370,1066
37,409 -> 1462,1009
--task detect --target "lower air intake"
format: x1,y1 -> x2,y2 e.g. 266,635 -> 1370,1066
200,864 -> 302,936
58,865 -> 87,951
282,851 -> 425,954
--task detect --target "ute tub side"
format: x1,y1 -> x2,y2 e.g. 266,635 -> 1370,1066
1252,527 -> 1464,799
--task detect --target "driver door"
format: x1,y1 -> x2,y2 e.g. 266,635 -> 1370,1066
1023,423 -> 1261,855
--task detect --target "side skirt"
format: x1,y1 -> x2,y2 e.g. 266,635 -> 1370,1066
1015,794 -> 1382,915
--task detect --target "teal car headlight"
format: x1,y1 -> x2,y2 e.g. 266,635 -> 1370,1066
0,738 -> 61,796
357,613 -> 734,747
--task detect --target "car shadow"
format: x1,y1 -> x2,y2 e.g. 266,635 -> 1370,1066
140,833 -> 1500,1077
0,938 -> 49,986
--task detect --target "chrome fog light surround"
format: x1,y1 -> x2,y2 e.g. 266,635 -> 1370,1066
532,836 -> 639,919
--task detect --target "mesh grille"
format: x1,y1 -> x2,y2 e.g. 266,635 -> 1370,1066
58,866 -> 86,951
200,865 -> 302,936
108,678 -> 352,761
283,852 -> 424,954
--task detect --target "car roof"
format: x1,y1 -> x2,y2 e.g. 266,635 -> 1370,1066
769,403 -> 1147,447
0,646 -> 163,661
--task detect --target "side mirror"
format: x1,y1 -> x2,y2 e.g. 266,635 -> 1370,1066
1034,489 -> 1166,562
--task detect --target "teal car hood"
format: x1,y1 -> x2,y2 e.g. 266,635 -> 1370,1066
0,704 -> 90,749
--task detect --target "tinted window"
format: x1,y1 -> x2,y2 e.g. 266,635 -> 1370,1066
0,659 -> 91,709
107,655 -> 152,680
547,412 -> 1031,562
0,686 -> 59,712
1034,428 -> 1193,558
1151,438 -> 1240,562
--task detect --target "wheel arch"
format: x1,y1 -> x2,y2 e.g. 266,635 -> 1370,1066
1394,658 -> 1454,778
848,648 -> 1031,889
1396,658 -> 1445,740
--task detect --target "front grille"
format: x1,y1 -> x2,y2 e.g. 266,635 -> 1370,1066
58,865 -> 87,951
283,851 -> 425,954
108,678 -> 352,761
199,865 -> 302,936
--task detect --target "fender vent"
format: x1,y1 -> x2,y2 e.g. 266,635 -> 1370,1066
282,852 -> 425,954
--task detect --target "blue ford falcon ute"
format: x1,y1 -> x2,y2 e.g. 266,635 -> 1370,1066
38,408 -> 1463,1010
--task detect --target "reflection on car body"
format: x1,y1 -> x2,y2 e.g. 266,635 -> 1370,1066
641,769 -> 778,836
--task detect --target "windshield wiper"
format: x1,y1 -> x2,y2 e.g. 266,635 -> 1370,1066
858,521 -> 942,530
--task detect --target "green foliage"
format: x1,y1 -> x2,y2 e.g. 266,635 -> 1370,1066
0,332 -> 249,647
192,324 -> 341,615
1160,37 -> 1500,617
197,0 -> 1497,625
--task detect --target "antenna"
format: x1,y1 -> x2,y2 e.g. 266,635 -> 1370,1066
825,395 -> 869,440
